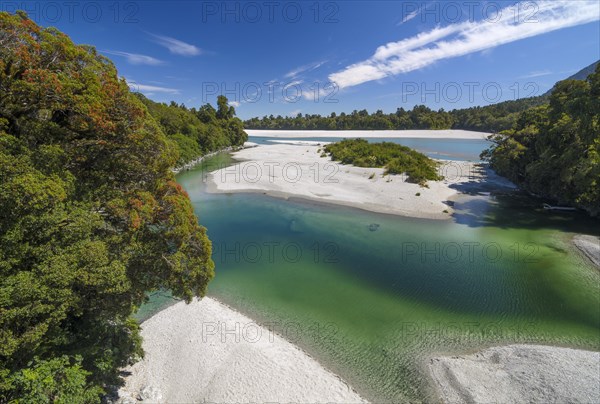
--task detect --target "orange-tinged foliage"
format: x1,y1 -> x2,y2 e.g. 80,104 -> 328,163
0,12 -> 214,400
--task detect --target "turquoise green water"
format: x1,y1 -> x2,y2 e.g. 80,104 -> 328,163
148,152 -> 600,402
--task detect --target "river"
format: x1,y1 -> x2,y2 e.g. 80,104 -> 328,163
139,136 -> 600,402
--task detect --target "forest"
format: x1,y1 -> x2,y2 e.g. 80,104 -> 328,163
324,139 -> 442,185
0,11 -> 241,401
138,94 -> 247,167
244,96 -> 547,133
483,65 -> 600,216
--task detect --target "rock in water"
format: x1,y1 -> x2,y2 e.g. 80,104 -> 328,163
368,223 -> 380,232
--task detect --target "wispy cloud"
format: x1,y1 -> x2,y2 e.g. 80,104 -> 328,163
285,61 -> 327,79
330,1 -> 599,90
301,81 -> 336,101
148,33 -> 202,56
397,5 -> 422,25
228,101 -> 241,108
519,70 -> 553,79
284,80 -> 304,88
102,50 -> 164,66
127,80 -> 180,95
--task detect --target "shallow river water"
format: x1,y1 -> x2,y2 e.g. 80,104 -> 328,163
140,138 -> 600,402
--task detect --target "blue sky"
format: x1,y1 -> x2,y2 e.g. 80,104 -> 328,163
5,1 -> 599,119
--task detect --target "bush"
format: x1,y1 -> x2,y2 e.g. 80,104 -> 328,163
325,139 -> 442,185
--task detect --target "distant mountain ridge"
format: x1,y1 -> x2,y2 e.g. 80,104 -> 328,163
544,60 -> 600,95
565,60 -> 600,81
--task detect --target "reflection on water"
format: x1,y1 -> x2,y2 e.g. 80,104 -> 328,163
142,150 -> 600,402
454,191 -> 600,234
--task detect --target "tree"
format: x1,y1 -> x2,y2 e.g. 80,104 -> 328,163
484,65 -> 600,216
197,103 -> 217,124
0,11 -> 215,400
216,95 -> 233,119
134,94 -> 247,164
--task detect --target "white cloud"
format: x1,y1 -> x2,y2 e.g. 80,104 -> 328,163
228,101 -> 241,108
149,33 -> 201,56
301,81 -> 337,101
127,80 -> 180,95
284,80 -> 303,88
519,70 -> 553,79
398,7 -> 421,25
288,109 -> 302,117
102,50 -> 164,66
285,61 -> 327,79
330,1 -> 600,90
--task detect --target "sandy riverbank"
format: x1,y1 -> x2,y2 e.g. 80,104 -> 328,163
206,143 -> 515,220
117,298 -> 366,403
246,129 -> 492,139
428,344 -> 600,403
573,234 -> 600,269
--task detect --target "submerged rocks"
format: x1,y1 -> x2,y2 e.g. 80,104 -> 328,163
368,223 -> 380,232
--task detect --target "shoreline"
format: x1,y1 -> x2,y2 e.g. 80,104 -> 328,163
172,143 -> 258,174
117,297 -> 367,404
205,143 -> 516,220
246,129 -> 492,139
573,234 -> 600,269
428,344 -> 600,403
120,295 -> 600,404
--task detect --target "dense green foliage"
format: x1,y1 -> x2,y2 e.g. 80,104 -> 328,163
245,97 -> 546,133
246,106 -> 455,131
136,94 -> 247,167
483,65 -> 600,216
450,96 -> 548,132
0,12 -> 215,401
324,139 -> 442,185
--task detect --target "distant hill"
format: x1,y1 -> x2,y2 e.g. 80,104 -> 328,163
566,60 -> 600,81
544,60 -> 599,95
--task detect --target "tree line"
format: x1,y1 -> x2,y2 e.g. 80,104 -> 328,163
244,96 -> 547,133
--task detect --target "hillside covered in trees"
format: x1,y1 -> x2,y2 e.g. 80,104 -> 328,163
0,12 -> 221,401
483,64 -> 600,216
138,94 -> 247,167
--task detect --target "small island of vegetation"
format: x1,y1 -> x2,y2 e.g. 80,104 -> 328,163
324,139 -> 442,185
